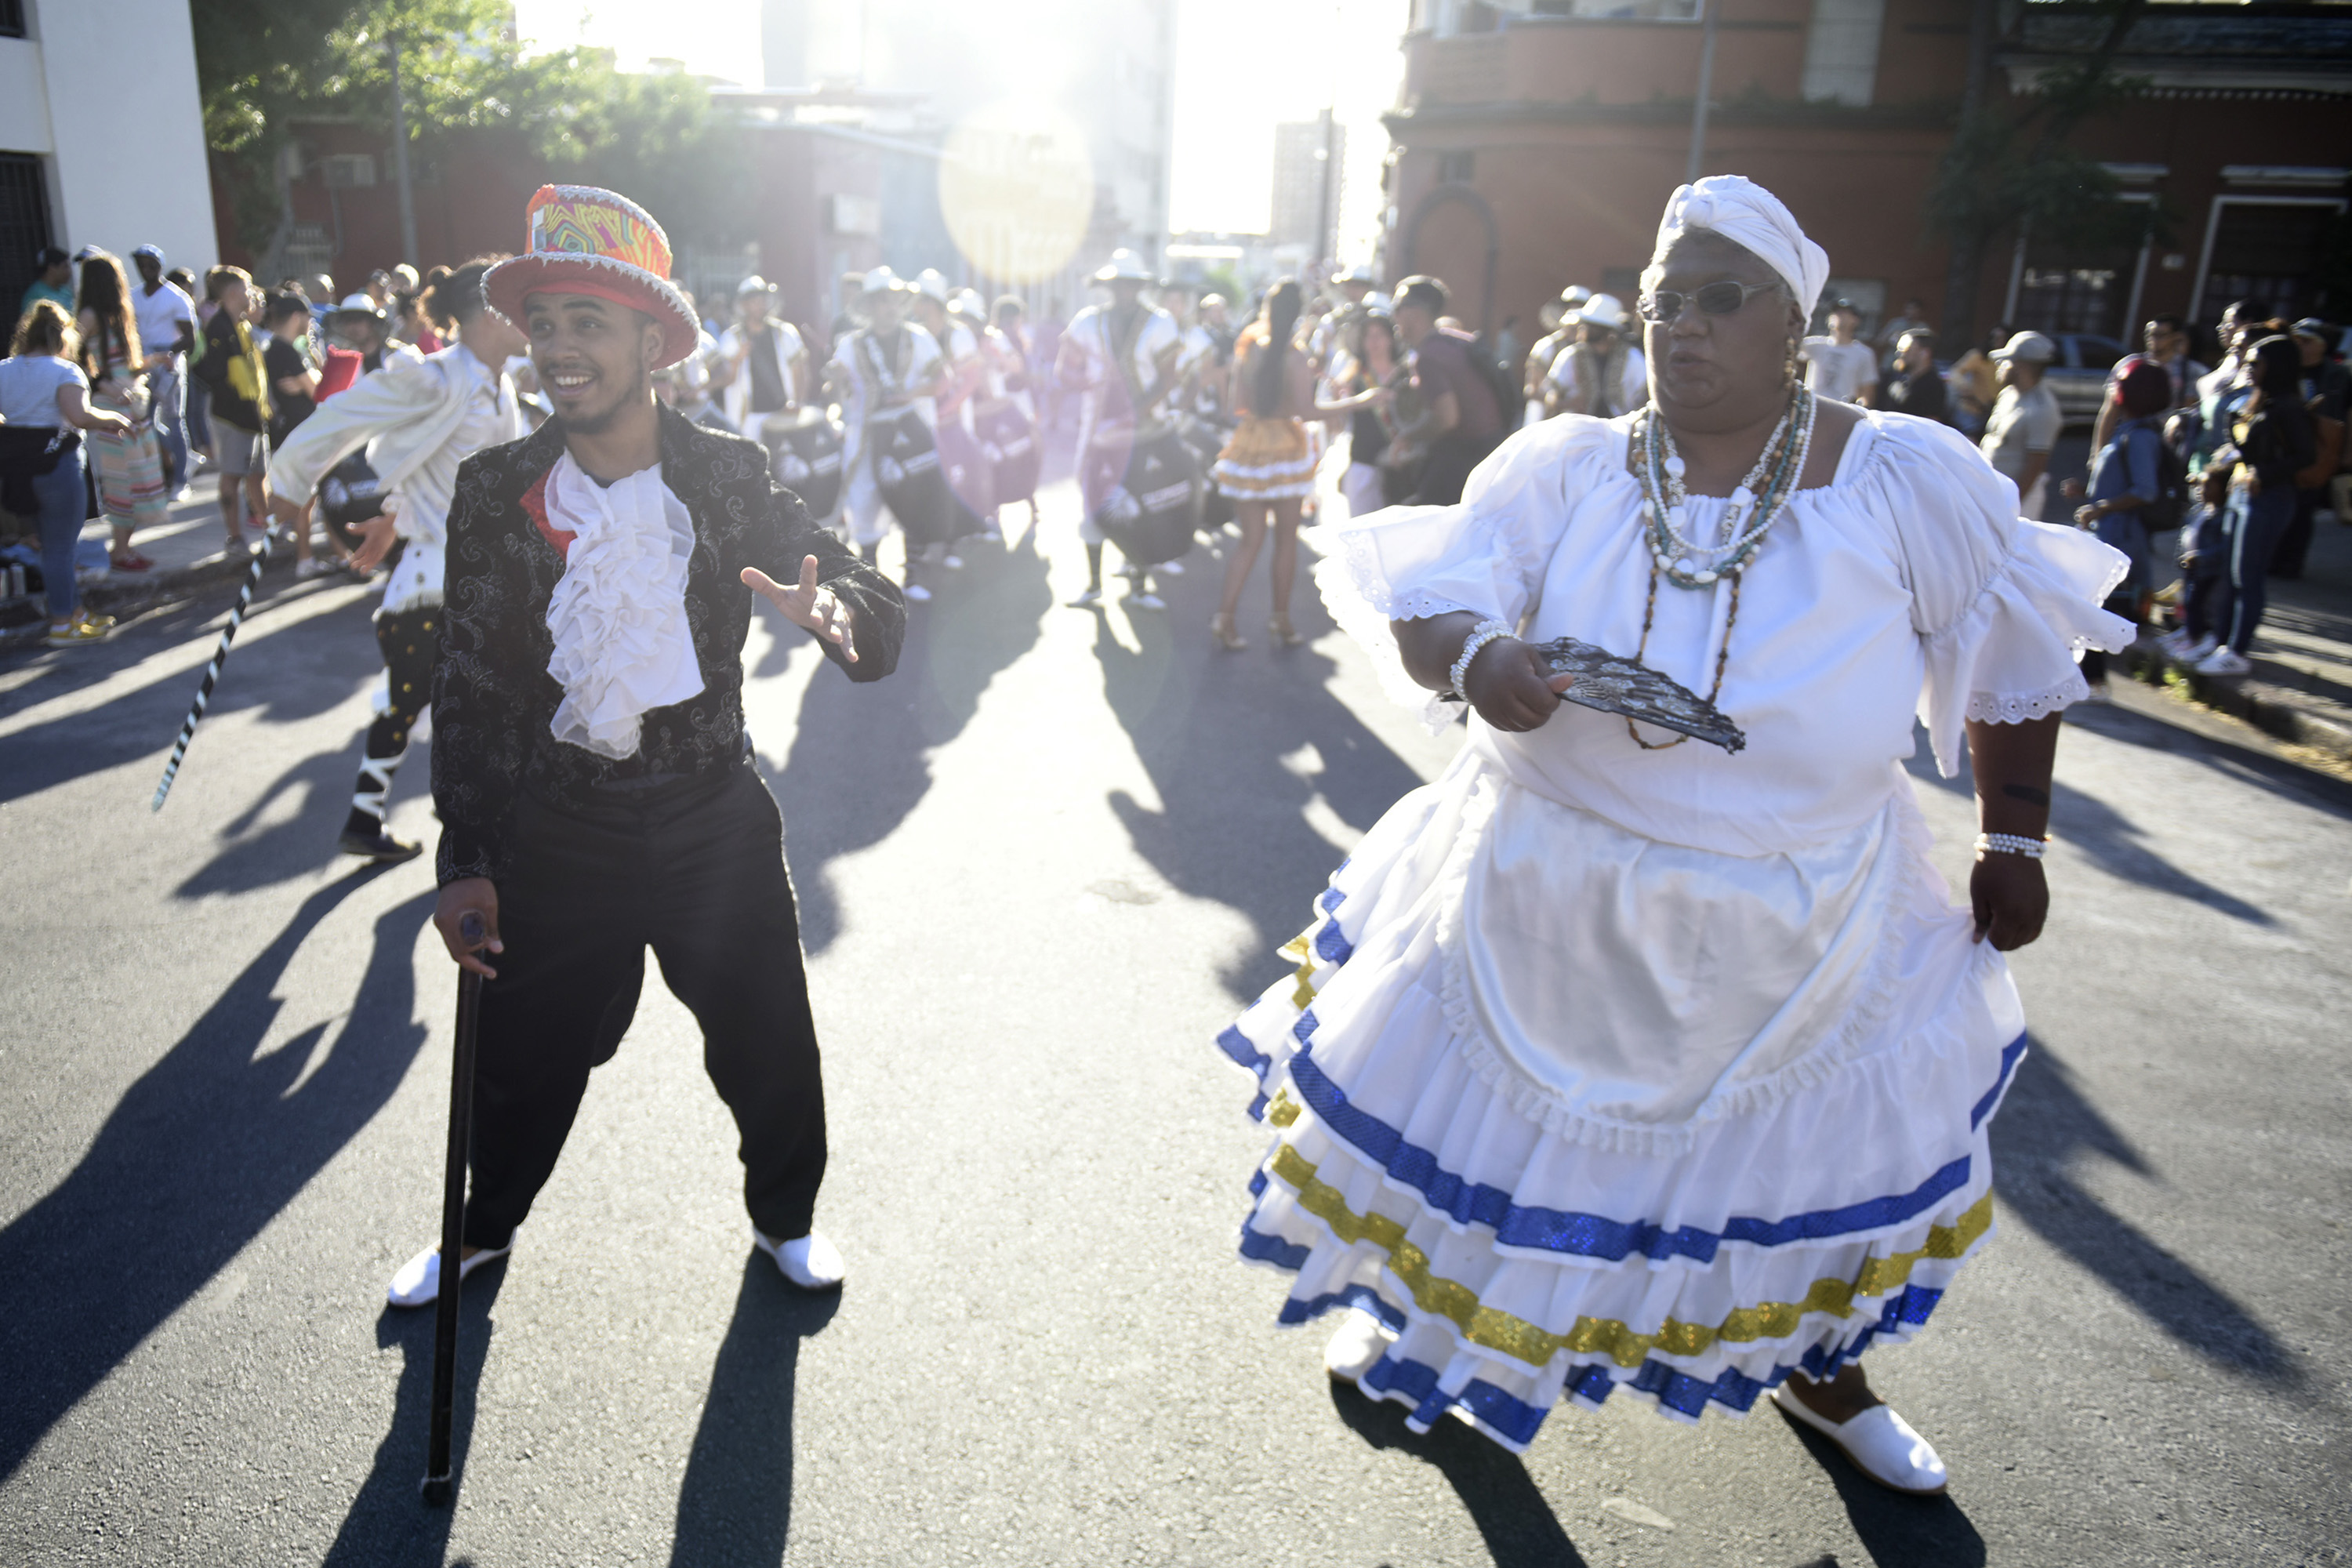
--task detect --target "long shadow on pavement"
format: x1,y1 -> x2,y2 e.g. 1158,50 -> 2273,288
1991,1036 -> 2300,1386
768,531 -> 1053,954
666,1258 -> 842,1567
0,583 -> 379,808
0,875 -> 434,1480
1768,1406 -> 1987,1567
172,721 -> 386,898
318,1272 -> 510,1568
1092,541 -> 1429,999
1902,737 -> 2271,924
1327,1379 -> 1589,1566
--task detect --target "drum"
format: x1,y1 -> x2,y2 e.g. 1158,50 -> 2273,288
976,398 -> 1040,506
936,415 -> 996,527
1094,426 -> 1199,567
764,406 -> 846,519
1179,416 -> 1234,530
869,408 -> 953,548
317,450 -> 385,551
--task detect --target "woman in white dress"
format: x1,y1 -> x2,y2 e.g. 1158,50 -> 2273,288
1218,176 -> 2132,1495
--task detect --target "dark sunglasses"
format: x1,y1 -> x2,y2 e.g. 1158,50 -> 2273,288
1637,281 -> 1780,323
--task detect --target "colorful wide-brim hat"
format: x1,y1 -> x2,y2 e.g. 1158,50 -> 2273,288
484,184 -> 700,368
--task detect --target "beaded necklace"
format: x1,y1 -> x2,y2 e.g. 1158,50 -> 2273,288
1625,388 -> 1813,750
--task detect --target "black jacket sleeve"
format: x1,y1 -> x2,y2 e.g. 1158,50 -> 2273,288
430,452 -> 540,885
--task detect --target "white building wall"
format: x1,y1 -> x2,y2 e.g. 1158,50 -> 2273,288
20,0 -> 217,270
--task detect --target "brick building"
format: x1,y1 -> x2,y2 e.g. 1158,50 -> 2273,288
1380,0 -> 2352,353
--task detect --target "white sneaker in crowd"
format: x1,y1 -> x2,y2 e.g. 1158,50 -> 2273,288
2194,647 -> 2252,677
2171,633 -> 2217,664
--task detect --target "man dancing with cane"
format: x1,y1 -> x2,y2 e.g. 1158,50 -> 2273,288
387,184 -> 905,1309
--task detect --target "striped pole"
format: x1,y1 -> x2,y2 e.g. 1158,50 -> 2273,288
150,528 -> 278,813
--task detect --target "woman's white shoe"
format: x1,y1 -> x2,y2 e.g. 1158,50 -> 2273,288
753,1228 -> 846,1290
387,1233 -> 516,1309
1323,1310 -> 1396,1383
1773,1385 -> 1949,1495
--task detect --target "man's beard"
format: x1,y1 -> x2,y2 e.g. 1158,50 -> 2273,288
556,366 -> 652,435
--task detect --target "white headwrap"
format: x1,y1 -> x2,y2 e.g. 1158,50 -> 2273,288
1654,176 -> 1831,319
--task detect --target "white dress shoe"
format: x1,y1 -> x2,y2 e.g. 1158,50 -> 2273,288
387,1233 -> 515,1309
1773,1385 -> 1948,1495
1323,1309 -> 1396,1383
753,1228 -> 846,1290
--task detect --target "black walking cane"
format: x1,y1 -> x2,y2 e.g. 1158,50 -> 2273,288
151,528 -> 277,811
422,909 -> 488,1507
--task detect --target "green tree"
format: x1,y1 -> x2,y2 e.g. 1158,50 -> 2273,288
1929,0 -> 2158,348
197,0 -> 746,267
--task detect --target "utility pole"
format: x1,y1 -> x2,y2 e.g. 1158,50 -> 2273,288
1685,0 -> 1719,187
389,32 -> 419,267
1313,107 -> 1338,272
1938,0 -> 1998,348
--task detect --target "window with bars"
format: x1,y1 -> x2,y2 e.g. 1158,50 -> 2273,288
0,154 -> 56,325
0,0 -> 25,39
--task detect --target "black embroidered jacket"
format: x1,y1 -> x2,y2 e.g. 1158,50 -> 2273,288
430,405 -> 905,886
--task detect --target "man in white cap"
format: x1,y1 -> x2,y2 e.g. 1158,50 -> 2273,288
1800,297 -> 1880,408
1980,329 -> 2061,518
824,265 -> 951,599
1545,292 -> 1647,419
716,274 -> 807,445
1521,285 -> 1589,426
130,245 -> 198,493
1055,247 -> 1183,609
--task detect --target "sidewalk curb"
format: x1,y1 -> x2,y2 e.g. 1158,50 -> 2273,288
2121,633 -> 2352,760
0,546 -> 278,640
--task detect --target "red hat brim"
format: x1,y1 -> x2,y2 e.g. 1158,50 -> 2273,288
482,253 -> 701,369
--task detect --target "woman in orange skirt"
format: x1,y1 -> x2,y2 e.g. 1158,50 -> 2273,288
1210,278 -> 1319,649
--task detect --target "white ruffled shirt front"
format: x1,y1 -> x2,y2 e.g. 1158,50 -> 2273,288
543,454 -> 705,760
1317,408 -> 2132,1134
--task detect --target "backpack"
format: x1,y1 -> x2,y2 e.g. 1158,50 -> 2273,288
2142,425 -> 2189,535
1464,332 -> 1523,429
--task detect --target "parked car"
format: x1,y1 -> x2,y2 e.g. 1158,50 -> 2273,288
2042,332 -> 2127,426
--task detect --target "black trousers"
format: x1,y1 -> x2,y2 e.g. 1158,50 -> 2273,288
352,607 -> 434,824
462,762 -> 828,1248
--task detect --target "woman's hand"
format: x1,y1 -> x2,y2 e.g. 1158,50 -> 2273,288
1463,638 -> 1576,732
1969,852 -> 2048,949
2060,476 -> 2085,500
743,555 -> 858,664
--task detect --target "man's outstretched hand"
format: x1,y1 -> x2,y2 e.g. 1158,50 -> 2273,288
743,555 -> 858,664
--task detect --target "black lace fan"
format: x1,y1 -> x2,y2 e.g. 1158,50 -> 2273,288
1446,637 -> 1747,753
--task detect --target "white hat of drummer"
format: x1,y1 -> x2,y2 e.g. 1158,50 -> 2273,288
1652,175 -> 1831,318
1091,248 -> 1154,285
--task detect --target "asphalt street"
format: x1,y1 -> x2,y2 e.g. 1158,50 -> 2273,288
2,464 -> 2348,1567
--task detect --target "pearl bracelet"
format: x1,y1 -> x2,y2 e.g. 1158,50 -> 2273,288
1975,833 -> 2047,859
1449,620 -> 1514,700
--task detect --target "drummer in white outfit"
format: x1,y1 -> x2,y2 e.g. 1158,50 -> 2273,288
715,274 -> 807,445
824,267 -> 947,600
1054,248 -> 1182,610
1219,176 -> 2132,1498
